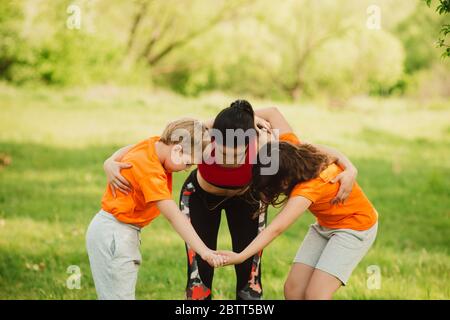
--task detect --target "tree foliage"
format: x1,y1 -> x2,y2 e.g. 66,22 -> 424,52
0,0 -> 447,99
424,0 -> 450,57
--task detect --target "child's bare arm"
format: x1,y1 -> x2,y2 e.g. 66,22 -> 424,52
157,200 -> 227,267
219,196 -> 311,265
254,107 -> 293,134
109,144 -> 134,161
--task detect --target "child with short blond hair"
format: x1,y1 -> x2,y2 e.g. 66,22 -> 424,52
86,118 -> 225,300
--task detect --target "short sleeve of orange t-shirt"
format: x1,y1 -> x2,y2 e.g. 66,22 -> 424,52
279,132 -> 301,145
139,172 -> 172,203
290,179 -> 323,203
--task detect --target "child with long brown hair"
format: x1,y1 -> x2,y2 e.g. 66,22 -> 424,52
219,112 -> 378,300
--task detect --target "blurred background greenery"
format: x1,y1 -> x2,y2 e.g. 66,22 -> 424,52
0,0 -> 449,99
0,0 -> 449,299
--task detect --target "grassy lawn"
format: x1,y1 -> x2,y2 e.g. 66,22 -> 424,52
0,84 -> 449,299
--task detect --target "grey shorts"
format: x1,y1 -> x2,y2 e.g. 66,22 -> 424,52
294,222 -> 378,285
86,210 -> 142,300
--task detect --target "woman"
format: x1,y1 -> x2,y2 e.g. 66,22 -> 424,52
104,100 -> 358,300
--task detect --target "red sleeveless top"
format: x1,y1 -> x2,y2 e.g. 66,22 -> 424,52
198,138 -> 257,189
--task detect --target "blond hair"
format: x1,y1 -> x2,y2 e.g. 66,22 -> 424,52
160,118 -> 208,160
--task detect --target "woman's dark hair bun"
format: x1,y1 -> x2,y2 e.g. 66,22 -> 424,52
212,99 -> 255,146
231,99 -> 254,116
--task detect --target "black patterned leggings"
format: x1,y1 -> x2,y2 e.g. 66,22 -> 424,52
179,169 -> 267,300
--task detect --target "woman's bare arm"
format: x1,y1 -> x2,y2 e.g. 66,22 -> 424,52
103,144 -> 134,197
311,144 -> 358,204
255,107 -> 358,204
254,107 -> 293,135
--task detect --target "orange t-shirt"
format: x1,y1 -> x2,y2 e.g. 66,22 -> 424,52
279,132 -> 301,145
101,136 -> 173,228
280,132 -> 378,231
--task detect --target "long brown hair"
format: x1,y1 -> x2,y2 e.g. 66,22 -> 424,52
252,141 -> 335,207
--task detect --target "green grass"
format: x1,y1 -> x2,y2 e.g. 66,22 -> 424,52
0,84 -> 449,299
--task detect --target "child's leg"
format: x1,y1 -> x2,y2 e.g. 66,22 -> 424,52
86,211 -> 141,300
304,269 -> 342,300
305,222 -> 379,299
86,212 -> 115,299
284,263 -> 315,300
285,224 -> 328,299
108,221 -> 141,300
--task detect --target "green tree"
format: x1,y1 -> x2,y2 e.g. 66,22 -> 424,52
236,0 -> 405,100
0,1 -> 25,81
124,0 -> 255,70
396,2 -> 446,73
424,0 -> 450,57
